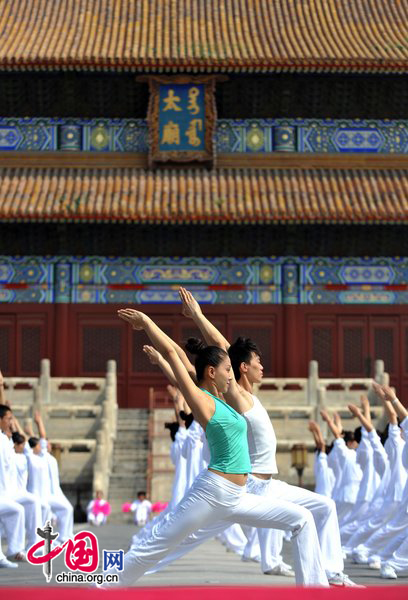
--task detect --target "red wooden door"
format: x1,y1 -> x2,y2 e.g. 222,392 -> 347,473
338,317 -> 369,377
307,316 -> 337,377
368,317 -> 399,387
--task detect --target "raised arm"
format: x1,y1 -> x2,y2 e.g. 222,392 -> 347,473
308,420 -> 326,453
348,402 -> 373,433
179,287 -> 230,351
34,410 -> 47,439
118,309 -> 213,428
321,409 -> 342,440
382,385 -> 408,423
372,382 -> 398,425
143,345 -> 178,387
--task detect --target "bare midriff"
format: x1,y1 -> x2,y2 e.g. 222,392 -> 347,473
252,472 -> 272,480
208,468 -> 248,486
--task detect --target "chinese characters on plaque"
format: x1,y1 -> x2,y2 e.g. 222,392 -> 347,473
159,84 -> 205,151
141,75 -> 219,167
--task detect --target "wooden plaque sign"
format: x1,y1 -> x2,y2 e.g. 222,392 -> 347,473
140,75 -> 219,167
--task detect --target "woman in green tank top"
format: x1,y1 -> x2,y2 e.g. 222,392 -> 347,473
108,308 -> 328,588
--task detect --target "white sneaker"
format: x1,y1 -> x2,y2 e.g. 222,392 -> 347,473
380,565 -> 397,579
0,558 -> 18,569
352,549 -> 369,564
368,559 -> 381,570
328,573 -> 364,587
264,564 -> 295,577
7,552 -> 27,563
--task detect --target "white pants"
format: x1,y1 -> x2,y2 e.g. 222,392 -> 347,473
248,477 -> 344,577
384,530 -> 408,572
49,494 -> 73,542
105,470 -> 328,587
147,474 -> 340,577
363,509 -> 408,560
14,491 -> 43,550
0,497 -> 25,556
345,500 -> 400,554
339,501 -> 371,543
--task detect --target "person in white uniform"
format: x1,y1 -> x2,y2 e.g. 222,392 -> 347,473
341,398 -> 382,544
0,403 -> 27,562
33,412 -> 74,544
142,289 -> 355,586
11,430 -> 43,552
352,385 -> 408,578
308,421 -> 335,498
348,386 -> 407,564
320,411 -> 363,527
102,307 -> 329,588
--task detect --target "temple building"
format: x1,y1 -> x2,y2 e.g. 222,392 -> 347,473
1,0 -> 408,406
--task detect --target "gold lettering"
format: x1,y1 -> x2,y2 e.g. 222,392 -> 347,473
185,119 -> 203,146
187,87 -> 200,115
163,89 -> 182,112
161,121 -> 180,145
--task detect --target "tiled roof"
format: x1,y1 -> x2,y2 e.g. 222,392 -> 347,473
0,1 -> 408,73
0,167 -> 407,224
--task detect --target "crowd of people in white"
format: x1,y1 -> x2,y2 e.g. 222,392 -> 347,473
0,370 -> 73,569
2,289 -> 408,585
311,382 -> 408,580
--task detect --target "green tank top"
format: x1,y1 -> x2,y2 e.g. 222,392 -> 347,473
202,389 -> 251,474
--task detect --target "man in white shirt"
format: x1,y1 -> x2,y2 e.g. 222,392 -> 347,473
0,403 -> 26,562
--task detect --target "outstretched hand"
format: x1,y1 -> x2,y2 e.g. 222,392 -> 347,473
348,404 -> 361,418
372,381 -> 386,402
166,384 -> 179,400
0,369 -> 3,386
143,345 -> 161,365
179,287 -> 202,319
118,309 -> 146,330
382,385 -> 397,404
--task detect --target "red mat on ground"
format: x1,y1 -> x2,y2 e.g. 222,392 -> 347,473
2,587 -> 408,599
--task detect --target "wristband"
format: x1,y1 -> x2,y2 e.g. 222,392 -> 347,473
391,396 -> 399,406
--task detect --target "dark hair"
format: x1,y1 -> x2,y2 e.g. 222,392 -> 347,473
164,421 -> 179,442
12,432 -> 25,444
137,491 -> 146,498
353,426 -> 362,444
380,424 -> 390,446
185,338 -> 228,382
28,436 -> 39,448
228,337 -> 262,381
0,404 -> 11,419
179,410 -> 194,429
344,430 -> 357,445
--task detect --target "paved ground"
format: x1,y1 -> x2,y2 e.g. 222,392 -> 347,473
1,523 -> 407,587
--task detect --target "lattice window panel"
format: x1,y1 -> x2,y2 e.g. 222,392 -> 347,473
374,328 -> 394,373
230,325 -> 274,376
343,327 -> 364,374
21,326 -> 41,373
312,327 -> 333,375
406,328 -> 408,375
0,328 -> 10,372
82,326 -> 122,373
132,325 -> 173,373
